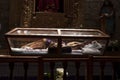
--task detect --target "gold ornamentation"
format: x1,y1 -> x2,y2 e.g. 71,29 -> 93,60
22,0 -> 33,27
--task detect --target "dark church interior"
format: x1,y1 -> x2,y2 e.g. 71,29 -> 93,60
0,0 -> 120,80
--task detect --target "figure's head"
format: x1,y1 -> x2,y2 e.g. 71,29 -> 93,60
103,0 -> 113,7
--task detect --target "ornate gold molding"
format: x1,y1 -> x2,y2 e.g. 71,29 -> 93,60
72,0 -> 83,28
64,0 -> 84,28
22,0 -> 33,27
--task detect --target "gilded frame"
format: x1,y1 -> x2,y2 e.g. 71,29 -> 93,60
21,0 -> 82,28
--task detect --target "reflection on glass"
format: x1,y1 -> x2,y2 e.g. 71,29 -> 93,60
35,0 -> 64,13
61,30 -> 102,36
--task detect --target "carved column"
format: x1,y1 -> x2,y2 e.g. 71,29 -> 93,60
72,0 -> 85,28
21,0 -> 33,27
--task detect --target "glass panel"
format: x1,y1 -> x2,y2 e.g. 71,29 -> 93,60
10,28 -> 58,35
8,37 -> 57,55
62,38 -> 107,55
61,30 -> 102,36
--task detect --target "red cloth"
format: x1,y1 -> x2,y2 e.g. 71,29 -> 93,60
38,0 -> 59,12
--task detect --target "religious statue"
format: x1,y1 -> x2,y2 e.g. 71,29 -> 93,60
100,0 -> 115,37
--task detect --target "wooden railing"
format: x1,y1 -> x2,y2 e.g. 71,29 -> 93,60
0,55 -> 38,80
93,56 -> 120,80
0,52 -> 120,80
39,56 -> 89,80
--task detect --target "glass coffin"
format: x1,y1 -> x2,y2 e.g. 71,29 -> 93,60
5,28 -> 110,55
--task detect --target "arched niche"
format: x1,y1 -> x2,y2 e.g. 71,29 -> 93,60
20,0 -> 85,28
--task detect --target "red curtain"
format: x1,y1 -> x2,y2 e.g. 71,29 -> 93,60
38,0 -> 59,12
